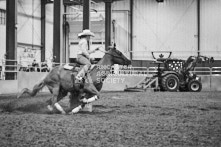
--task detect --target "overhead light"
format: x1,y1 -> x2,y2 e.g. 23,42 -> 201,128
45,0 -> 53,4
156,0 -> 164,2
63,0 -> 82,6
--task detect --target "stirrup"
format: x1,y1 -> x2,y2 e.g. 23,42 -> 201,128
75,76 -> 83,83
76,76 -> 83,80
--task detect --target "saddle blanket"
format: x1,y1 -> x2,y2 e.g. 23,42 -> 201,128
63,64 -> 74,70
63,64 -> 95,71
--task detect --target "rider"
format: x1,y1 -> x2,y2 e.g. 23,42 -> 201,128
75,29 -> 100,81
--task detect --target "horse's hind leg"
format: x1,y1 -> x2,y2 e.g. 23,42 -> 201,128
53,93 -> 66,114
55,88 -> 68,114
46,87 -> 54,112
47,86 -> 67,114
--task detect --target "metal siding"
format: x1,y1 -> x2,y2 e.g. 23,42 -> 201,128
0,25 -> 6,60
112,11 -> 130,58
0,1 -> 6,9
0,1 -> 6,61
112,1 -> 130,58
201,0 -> 221,60
133,0 -> 197,60
112,0 -> 130,11
17,0 -> 41,46
45,4 -> 54,61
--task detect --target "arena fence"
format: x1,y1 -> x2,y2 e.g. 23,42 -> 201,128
0,59 -> 53,80
0,59 -> 221,94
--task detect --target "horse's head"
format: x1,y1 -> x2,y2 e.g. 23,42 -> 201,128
106,46 -> 131,66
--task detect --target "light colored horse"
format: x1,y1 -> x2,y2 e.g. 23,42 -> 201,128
17,47 -> 131,114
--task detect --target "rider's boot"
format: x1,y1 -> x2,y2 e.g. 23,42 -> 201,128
75,71 -> 85,84
75,65 -> 89,82
76,75 -> 83,81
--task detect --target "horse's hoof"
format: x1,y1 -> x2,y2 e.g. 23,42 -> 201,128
80,98 -> 88,104
17,93 -> 22,99
61,111 -> 66,115
68,112 -> 77,115
47,105 -> 54,112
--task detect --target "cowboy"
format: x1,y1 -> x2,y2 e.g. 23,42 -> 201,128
75,29 -> 100,81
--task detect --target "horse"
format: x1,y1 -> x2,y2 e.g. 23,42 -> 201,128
17,47 -> 131,114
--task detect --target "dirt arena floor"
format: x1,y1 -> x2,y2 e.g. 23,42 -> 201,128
0,91 -> 221,147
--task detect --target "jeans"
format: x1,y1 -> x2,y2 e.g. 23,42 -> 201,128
76,54 -> 91,78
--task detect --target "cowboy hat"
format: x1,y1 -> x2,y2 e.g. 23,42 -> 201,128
78,29 -> 95,37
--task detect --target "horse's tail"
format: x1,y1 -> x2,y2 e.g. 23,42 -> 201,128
17,80 -> 46,98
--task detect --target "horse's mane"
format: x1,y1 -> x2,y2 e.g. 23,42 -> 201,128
89,58 -> 103,73
89,51 -> 109,73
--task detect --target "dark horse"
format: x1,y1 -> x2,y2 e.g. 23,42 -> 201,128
17,47 -> 131,114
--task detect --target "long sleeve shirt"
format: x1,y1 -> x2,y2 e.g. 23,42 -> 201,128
77,38 -> 90,59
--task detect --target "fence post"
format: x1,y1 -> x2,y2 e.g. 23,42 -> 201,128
2,58 -> 6,80
210,67 -> 212,91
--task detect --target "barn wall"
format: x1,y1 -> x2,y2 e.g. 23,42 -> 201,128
17,0 -> 41,46
68,1 -> 131,59
0,1 -> 6,62
45,4 -> 54,61
1,0 -> 221,67
0,1 -> 5,9
0,0 -> 54,65
200,0 -> 221,60
112,12 -> 130,58
133,0 -> 198,60
113,0 -> 131,59
0,24 -> 6,61
16,1 -> 54,64
17,0 -> 42,63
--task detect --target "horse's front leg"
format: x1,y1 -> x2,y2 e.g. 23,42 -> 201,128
47,86 -> 67,114
81,95 -> 99,104
69,84 -> 99,114
81,84 -> 100,104
68,91 -> 85,114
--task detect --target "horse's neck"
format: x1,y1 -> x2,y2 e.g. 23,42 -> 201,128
90,55 -> 113,83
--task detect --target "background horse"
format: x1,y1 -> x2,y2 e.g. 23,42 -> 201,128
17,47 -> 131,114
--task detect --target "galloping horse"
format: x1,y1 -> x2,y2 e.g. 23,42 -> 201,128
17,47 -> 131,114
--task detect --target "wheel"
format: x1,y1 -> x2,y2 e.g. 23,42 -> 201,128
188,79 -> 202,92
161,74 -> 179,92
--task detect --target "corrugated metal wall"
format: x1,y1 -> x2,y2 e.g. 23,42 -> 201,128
112,0 -> 130,58
17,0 -> 41,46
1,0 -> 221,64
133,0 -> 197,60
17,0 -> 41,62
45,4 -> 54,61
112,11 -> 130,58
201,0 -> 221,60
0,1 -> 6,60
0,1 -> 5,9
0,25 -> 6,60
68,1 -> 130,59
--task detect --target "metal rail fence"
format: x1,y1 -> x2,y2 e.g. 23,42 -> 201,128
1,58 -> 221,81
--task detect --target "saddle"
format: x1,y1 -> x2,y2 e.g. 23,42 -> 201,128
64,63 -> 95,84
64,63 -> 95,72
63,63 -> 81,71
